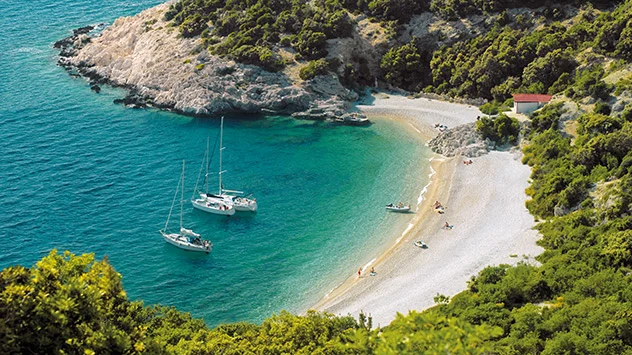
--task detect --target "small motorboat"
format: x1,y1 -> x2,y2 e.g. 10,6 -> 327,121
386,203 -> 411,212
346,116 -> 370,126
334,113 -> 370,126
413,240 -> 428,248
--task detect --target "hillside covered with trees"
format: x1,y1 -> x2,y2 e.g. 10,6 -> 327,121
6,0 -> 632,353
164,0 -> 631,104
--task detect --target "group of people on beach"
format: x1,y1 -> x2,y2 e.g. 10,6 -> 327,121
463,159 -> 473,165
434,201 -> 453,229
434,123 -> 448,132
433,200 -> 445,214
357,267 -> 376,278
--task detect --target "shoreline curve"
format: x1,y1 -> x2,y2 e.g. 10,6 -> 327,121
308,94 -> 544,327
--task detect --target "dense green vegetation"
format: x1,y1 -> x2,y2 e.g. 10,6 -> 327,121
387,1 -> 632,99
10,0 -> 632,353
427,99 -> 632,353
164,0 -> 629,97
299,59 -> 331,80
476,114 -> 521,145
165,0 -> 353,70
0,250 -> 502,353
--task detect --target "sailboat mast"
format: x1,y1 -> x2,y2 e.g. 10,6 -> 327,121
180,160 -> 185,231
204,137 -> 209,195
219,116 -> 224,195
164,161 -> 181,232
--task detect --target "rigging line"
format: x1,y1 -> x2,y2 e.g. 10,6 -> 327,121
207,126 -> 221,179
165,166 -> 181,232
191,128 -> 221,200
192,145 -> 206,200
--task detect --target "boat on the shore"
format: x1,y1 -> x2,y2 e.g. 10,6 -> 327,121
161,161 -> 212,253
386,203 -> 411,212
335,113 -> 370,126
413,240 -> 428,248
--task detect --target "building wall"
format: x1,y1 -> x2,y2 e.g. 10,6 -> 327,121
514,101 -> 540,114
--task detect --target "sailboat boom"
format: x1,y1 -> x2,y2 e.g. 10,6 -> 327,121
222,189 -> 244,194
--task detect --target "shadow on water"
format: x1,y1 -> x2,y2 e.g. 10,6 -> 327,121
191,208 -> 258,224
161,243 -> 214,261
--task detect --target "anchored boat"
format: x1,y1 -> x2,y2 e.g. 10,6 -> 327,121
192,116 -> 256,214
386,202 -> 411,212
160,161 -> 212,253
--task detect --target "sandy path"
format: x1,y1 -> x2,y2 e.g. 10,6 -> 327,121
310,94 -> 543,327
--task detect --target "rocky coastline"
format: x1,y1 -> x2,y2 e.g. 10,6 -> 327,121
54,3 -> 363,121
427,122 -> 496,158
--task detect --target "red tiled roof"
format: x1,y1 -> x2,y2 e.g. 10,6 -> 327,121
512,94 -> 553,103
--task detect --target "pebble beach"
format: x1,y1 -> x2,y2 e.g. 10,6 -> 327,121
311,94 -> 544,326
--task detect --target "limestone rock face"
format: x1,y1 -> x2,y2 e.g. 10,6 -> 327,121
428,122 -> 495,157
58,2 -> 356,120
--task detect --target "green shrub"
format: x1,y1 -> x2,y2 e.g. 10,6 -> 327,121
293,30 -> 328,59
529,102 -> 565,136
594,102 -> 612,115
180,13 -> 207,38
299,59 -> 329,80
570,64 -> 613,101
476,114 -> 521,145
480,101 -> 501,115
380,40 -> 428,91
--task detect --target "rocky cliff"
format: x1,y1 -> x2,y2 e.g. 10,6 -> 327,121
56,2 -> 362,120
428,122 -> 496,157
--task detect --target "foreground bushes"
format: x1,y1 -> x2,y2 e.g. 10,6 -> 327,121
1,250 -> 499,354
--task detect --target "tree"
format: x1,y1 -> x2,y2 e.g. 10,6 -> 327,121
0,250 -> 154,354
475,114 -> 521,145
374,311 -> 502,354
522,49 -> 576,92
380,40 -> 427,91
299,59 -> 330,80
294,30 -> 328,59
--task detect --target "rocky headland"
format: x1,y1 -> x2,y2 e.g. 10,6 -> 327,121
54,0 -> 503,121
55,3 -> 362,120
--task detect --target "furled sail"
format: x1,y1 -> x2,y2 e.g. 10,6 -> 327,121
180,227 -> 200,238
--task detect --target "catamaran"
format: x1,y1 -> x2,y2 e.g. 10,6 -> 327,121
192,116 -> 257,214
160,161 -> 212,253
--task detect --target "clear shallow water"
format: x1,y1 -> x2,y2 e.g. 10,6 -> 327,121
0,0 -> 431,326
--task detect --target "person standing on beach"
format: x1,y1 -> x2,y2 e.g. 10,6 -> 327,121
357,267 -> 362,277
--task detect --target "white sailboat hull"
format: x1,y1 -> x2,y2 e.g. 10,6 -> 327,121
191,198 -> 236,215
227,195 -> 257,212
234,202 -> 257,212
160,231 -> 212,253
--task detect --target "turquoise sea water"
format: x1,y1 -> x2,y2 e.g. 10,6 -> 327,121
0,0 -> 431,326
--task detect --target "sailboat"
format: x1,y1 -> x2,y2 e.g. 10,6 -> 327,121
192,116 -> 257,214
161,160 -> 212,253
191,133 -> 235,216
